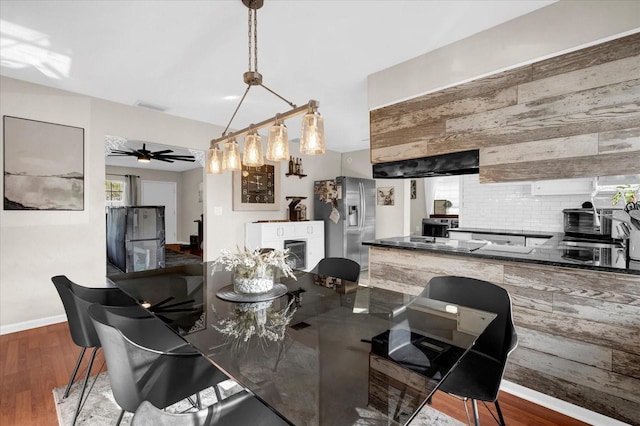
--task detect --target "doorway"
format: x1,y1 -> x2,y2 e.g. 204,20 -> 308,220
141,180 -> 178,244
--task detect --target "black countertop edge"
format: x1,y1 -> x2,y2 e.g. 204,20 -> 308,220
363,241 -> 640,276
449,228 -> 559,238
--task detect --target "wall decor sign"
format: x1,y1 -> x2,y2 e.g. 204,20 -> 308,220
410,179 -> 417,199
377,186 -> 394,206
232,160 -> 281,211
3,116 -> 84,210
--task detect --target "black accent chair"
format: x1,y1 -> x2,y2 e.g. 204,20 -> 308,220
88,303 -> 229,425
421,276 -> 518,426
131,392 -> 290,426
51,275 -> 139,425
317,257 -> 361,283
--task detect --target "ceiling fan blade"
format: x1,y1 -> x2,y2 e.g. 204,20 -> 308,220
155,158 -> 175,163
108,153 -> 135,157
152,149 -> 174,155
157,156 -> 196,162
109,149 -> 136,154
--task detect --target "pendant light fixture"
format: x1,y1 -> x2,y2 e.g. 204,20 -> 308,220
206,145 -> 223,174
300,105 -> 326,155
222,138 -> 242,171
243,129 -> 264,167
207,0 -> 326,174
266,115 -> 289,161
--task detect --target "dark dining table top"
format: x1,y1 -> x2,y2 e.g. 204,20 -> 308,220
108,262 -> 495,425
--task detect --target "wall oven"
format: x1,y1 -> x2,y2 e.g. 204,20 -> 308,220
422,218 -> 459,238
284,240 -> 306,270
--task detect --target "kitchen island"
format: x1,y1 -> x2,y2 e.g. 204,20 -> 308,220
363,236 -> 640,425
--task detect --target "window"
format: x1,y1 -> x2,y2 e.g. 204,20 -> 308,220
432,176 -> 460,214
105,180 -> 125,206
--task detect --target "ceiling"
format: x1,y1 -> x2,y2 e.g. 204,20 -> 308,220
1,0 -> 556,159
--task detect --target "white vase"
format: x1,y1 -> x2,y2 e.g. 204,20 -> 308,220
233,265 -> 275,294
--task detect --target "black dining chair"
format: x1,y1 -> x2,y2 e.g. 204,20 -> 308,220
316,257 -> 361,283
51,275 -> 139,425
131,391 -> 290,426
88,303 -> 229,425
421,276 -> 518,426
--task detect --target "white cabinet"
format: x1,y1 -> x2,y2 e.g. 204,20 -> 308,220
531,178 -> 593,195
245,221 -> 324,272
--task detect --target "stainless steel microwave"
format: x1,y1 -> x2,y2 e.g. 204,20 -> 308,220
563,208 -> 618,239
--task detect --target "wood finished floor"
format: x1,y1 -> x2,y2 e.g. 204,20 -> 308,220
0,322 -> 588,426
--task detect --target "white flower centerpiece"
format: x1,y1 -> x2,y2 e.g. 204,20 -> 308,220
215,247 -> 296,294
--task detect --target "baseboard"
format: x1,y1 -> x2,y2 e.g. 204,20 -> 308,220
501,380 -> 630,426
0,314 -> 67,335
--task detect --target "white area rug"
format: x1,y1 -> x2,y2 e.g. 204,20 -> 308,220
53,372 -> 464,425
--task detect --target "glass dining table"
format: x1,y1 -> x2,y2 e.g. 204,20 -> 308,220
108,262 -> 496,425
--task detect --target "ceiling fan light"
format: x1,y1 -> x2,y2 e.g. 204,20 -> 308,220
243,131 -> 264,167
137,155 -> 151,163
223,139 -> 242,171
300,110 -> 325,155
266,121 -> 289,161
206,147 -> 223,174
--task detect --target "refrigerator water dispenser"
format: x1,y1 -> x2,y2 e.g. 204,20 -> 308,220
348,205 -> 358,226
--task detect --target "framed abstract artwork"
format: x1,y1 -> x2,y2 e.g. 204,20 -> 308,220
3,116 -> 84,210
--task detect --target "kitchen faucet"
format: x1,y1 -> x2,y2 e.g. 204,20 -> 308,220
591,177 -> 601,230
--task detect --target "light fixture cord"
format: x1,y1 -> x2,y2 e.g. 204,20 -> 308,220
216,0 -> 303,142
248,5 -> 258,73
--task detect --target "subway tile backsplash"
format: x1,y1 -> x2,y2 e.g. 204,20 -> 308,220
459,175 -> 589,232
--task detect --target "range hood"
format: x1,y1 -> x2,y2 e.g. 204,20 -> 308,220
372,150 -> 479,178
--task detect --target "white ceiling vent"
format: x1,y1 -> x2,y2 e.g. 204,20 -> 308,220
134,100 -> 168,112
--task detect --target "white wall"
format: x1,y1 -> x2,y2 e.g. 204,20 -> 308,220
459,175 -> 588,232
0,76 -> 343,329
180,167 -> 204,243
410,179 -> 427,235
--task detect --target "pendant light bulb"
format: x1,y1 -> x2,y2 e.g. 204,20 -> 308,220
266,119 -> 289,161
243,130 -> 264,167
223,138 -> 242,171
206,145 -> 223,174
300,109 -> 325,155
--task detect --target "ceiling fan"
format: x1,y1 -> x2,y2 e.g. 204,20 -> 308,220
108,143 -> 196,163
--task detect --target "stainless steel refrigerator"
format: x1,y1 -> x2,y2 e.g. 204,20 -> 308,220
313,176 -> 376,270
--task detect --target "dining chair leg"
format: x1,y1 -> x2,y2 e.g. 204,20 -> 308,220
71,347 -> 98,425
471,399 -> 480,426
115,409 -> 125,426
196,392 -> 202,409
63,347 -> 87,399
495,399 -> 506,426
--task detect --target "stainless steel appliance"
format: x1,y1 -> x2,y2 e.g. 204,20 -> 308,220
314,177 -> 375,270
563,208 -> 621,240
562,208 -> 628,268
422,218 -> 459,238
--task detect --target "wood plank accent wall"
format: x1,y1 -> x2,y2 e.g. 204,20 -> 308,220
368,247 -> 640,425
369,33 -> 640,182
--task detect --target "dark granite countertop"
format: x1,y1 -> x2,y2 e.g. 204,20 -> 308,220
363,234 -> 640,275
